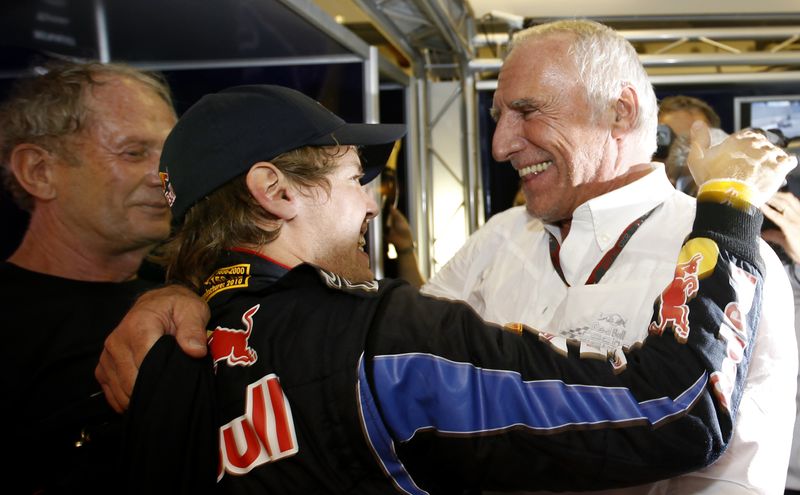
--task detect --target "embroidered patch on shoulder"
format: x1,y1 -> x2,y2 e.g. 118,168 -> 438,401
648,238 -> 718,344
209,304 -> 259,370
316,268 -> 379,294
202,263 -> 251,301
502,322 -> 524,335
159,171 -> 176,207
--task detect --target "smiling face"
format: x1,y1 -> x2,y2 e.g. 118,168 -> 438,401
491,34 -> 624,223
300,147 -> 378,282
53,75 -> 177,253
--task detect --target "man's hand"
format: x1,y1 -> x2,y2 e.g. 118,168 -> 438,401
385,206 -> 415,252
95,284 -> 210,412
687,121 -> 797,207
762,191 -> 800,265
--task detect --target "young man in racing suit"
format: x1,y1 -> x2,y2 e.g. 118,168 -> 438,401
118,84 -> 795,494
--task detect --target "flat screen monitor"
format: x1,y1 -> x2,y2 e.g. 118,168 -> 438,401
734,95 -> 800,139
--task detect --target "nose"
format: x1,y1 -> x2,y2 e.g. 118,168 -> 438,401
143,149 -> 164,187
492,114 -> 526,163
363,185 -> 378,220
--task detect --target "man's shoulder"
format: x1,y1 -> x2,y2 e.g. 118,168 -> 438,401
471,206 -> 545,249
640,189 -> 696,233
485,205 -> 541,230
0,260 -> 155,296
0,261 -> 47,286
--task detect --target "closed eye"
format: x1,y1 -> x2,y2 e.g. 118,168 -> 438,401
509,98 -> 541,119
122,149 -> 148,160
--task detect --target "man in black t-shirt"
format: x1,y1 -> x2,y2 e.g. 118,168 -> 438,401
0,61 -> 176,493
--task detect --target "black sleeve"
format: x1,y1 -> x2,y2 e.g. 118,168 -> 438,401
361,201 -> 764,493
120,336 -> 218,495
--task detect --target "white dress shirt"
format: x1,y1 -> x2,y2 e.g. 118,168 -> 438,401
423,164 -> 797,494
786,263 -> 800,491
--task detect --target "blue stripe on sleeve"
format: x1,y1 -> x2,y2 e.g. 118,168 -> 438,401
370,352 -> 708,442
357,354 -> 430,495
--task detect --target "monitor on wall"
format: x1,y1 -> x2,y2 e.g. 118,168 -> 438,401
734,95 -> 800,139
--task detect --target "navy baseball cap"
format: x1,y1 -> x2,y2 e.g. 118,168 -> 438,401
159,84 -> 406,222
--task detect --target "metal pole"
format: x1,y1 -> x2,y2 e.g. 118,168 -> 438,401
93,0 -> 110,63
461,65 -> 482,233
363,45 -> 384,280
421,75 -> 436,274
405,75 -> 430,279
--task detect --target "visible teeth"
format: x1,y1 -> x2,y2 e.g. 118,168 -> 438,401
518,160 -> 552,178
358,235 -> 366,251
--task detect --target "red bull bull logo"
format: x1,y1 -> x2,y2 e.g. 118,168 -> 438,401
209,304 -> 260,369
649,252 -> 703,343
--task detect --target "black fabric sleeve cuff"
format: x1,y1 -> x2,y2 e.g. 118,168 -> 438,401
692,201 -> 764,275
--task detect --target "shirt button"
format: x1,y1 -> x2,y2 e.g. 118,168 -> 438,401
599,234 -> 610,244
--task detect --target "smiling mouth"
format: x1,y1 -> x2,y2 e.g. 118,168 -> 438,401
358,223 -> 369,252
518,160 -> 553,178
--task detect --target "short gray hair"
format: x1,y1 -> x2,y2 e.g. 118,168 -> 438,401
510,20 -> 657,157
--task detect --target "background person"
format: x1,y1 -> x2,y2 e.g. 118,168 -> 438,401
421,20 -> 796,495
658,94 -> 722,138
663,127 -> 731,196
658,95 -> 723,195
0,61 -> 176,493
385,205 -> 426,288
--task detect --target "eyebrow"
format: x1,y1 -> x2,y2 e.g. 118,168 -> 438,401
509,98 -> 539,112
489,97 -> 540,122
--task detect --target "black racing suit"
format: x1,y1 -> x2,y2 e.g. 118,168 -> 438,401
124,201 -> 764,494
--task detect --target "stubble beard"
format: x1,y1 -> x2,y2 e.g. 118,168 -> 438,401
316,241 -> 374,283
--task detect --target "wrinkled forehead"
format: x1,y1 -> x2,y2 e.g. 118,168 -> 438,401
81,76 -> 173,126
494,37 -> 580,105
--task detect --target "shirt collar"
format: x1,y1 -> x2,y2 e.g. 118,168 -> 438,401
543,163 -> 675,250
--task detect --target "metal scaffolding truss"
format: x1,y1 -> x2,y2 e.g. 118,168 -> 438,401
352,0 -> 474,78
472,23 -> 800,89
351,0 -> 482,277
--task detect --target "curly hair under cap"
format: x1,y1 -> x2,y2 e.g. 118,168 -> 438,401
159,145 -> 351,292
0,61 -> 174,211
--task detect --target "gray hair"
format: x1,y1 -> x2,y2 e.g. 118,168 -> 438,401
510,19 -> 658,157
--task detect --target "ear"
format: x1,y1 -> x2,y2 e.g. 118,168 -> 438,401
611,85 -> 639,139
8,143 -> 59,201
246,161 -> 298,220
